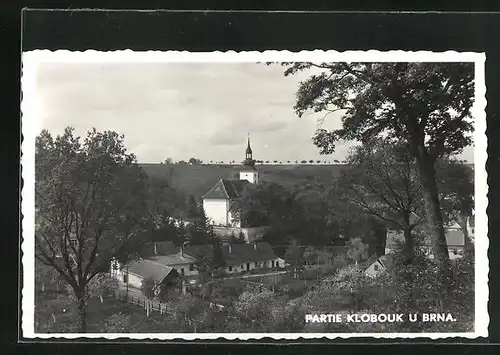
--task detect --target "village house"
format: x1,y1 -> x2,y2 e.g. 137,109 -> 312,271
364,254 -> 395,278
110,257 -> 179,294
111,240 -> 283,290
183,241 -> 284,274
385,215 -> 468,260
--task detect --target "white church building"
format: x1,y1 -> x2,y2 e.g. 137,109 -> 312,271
202,137 -> 258,228
201,137 -> 269,243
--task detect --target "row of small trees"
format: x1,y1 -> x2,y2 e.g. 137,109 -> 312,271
162,158 -> 352,165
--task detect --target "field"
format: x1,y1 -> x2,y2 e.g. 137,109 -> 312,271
140,163 -> 349,198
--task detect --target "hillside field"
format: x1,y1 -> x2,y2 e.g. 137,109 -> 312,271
140,163 -> 349,198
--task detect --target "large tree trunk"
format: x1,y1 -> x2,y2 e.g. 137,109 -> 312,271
77,291 -> 87,333
403,226 -> 414,264
415,153 -> 453,285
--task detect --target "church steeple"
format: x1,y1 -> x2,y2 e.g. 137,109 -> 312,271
245,134 -> 253,161
240,134 -> 259,184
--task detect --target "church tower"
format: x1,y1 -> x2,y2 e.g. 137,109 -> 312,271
239,135 -> 259,184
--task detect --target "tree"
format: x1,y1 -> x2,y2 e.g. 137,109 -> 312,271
301,160 -> 307,164
187,195 -> 202,218
316,160 -> 321,164
141,277 -> 156,300
303,247 -> 317,266
189,157 -> 202,165
346,237 -> 369,266
35,127 -> 150,332
211,238 -> 226,270
435,159 -> 474,241
177,221 -> 190,246
282,62 -> 474,284
336,140 -> 423,262
284,240 -> 304,278
309,160 -> 314,164
229,231 -> 246,244
164,158 -> 173,164
188,210 -> 214,245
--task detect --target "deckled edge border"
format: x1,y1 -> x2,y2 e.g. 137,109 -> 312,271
20,49 -> 489,341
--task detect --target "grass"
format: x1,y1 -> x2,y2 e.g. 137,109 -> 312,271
140,163 -> 349,198
35,291 -> 166,333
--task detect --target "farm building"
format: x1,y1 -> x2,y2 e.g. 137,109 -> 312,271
184,241 -> 283,274
385,217 -> 468,259
110,257 -> 179,292
364,255 -> 395,278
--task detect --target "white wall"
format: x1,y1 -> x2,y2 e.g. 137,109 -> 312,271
203,199 -> 230,226
224,258 -> 282,274
127,273 -> 143,289
365,261 -> 385,278
240,171 -> 258,184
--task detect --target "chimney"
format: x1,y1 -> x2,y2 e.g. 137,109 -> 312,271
228,244 -> 232,254
253,241 -> 257,250
180,244 -> 184,258
154,243 -> 157,255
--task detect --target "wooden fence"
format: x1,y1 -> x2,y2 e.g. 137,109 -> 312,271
115,290 -> 169,315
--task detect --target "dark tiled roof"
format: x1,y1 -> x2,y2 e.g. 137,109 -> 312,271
127,259 -> 175,283
141,241 -> 178,256
184,242 -> 278,266
202,179 -> 251,199
378,255 -> 395,271
240,164 -> 258,171
149,253 -> 197,266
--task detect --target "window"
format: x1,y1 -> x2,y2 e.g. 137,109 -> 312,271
374,264 -> 379,271
189,264 -> 194,271
241,265 -> 244,270
271,261 -> 275,268
229,266 -> 233,272
255,262 -> 258,268
181,268 -> 185,276
123,274 -> 128,283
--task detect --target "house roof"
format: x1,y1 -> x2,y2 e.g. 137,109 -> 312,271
184,242 -> 278,266
202,179 -> 251,200
239,165 -> 258,172
127,259 -> 175,283
378,255 -> 395,271
149,253 -> 197,266
141,241 -> 178,256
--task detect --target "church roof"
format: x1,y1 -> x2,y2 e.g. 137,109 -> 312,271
239,164 -> 258,171
246,137 -> 252,154
202,179 -> 251,200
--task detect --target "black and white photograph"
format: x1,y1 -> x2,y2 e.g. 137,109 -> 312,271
21,50 -> 488,339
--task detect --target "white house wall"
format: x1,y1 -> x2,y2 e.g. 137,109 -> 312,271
240,171 -> 258,184
203,199 -> 230,226
223,258 -> 282,274
127,273 -> 143,289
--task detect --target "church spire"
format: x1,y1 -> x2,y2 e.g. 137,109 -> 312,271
246,133 -> 252,157
244,134 -> 255,166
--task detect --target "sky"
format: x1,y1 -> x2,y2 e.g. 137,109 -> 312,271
34,62 -> 474,164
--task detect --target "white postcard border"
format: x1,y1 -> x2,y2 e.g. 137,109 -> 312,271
21,50 -> 488,340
